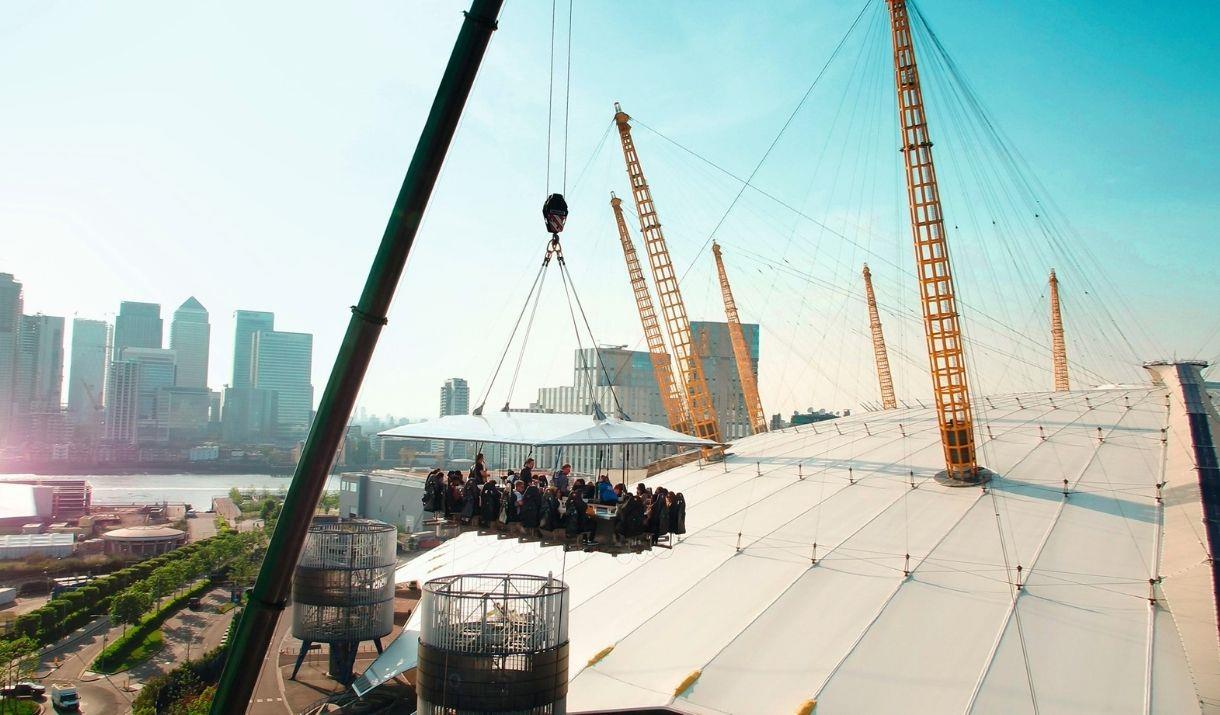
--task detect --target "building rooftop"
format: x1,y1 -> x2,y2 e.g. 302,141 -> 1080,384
0,533 -> 75,547
103,525 -> 186,540
381,375 -> 1219,712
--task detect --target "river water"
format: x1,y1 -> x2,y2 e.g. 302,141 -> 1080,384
0,473 -> 341,510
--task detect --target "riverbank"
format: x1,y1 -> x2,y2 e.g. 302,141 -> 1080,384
0,473 -> 341,511
0,463 -> 297,476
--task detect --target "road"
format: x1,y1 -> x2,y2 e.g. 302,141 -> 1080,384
249,610 -> 292,714
36,586 -> 236,715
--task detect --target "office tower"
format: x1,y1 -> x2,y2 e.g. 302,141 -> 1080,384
232,310 -> 274,389
0,274 -> 21,439
105,361 -> 139,444
120,347 -> 177,442
537,347 -> 665,424
170,297 -> 210,389
438,377 -> 470,461
156,386 -> 213,444
690,320 -> 760,440
67,318 -> 110,429
221,386 -> 278,444
13,314 -> 65,413
113,301 -> 162,355
251,330 -> 312,435
439,378 -> 470,417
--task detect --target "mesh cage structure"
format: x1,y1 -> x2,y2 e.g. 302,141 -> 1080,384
418,573 -> 570,715
292,519 -> 396,643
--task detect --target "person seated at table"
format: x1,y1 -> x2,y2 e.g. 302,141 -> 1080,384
613,483 -> 626,504
615,493 -> 646,541
551,463 -> 572,495
635,483 -> 647,498
469,452 -> 489,485
503,480 -> 523,523
481,479 -> 501,526
459,476 -> 480,525
536,472 -> 549,490
539,487 -> 562,531
444,471 -> 464,518
520,480 -> 542,530
596,475 -> 616,505
668,491 -> 686,536
646,488 -> 670,542
565,483 -> 594,544
422,469 -> 445,514
519,458 -> 536,485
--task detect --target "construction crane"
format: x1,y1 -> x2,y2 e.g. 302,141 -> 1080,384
610,192 -> 690,432
613,102 -> 722,444
1049,269 -> 1069,391
712,242 -> 767,435
862,263 -> 898,410
887,0 -> 983,481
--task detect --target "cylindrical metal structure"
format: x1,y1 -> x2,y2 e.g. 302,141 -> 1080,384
417,574 -> 569,715
292,519 -> 397,644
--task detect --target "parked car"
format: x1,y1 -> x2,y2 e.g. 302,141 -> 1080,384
0,681 -> 45,698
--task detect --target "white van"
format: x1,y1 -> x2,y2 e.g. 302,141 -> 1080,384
50,682 -> 79,710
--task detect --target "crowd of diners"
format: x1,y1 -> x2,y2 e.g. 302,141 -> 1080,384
421,453 -> 686,546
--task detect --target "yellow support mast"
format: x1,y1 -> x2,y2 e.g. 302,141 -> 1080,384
862,264 -> 898,410
887,0 -> 984,482
712,242 -> 767,435
611,192 -> 691,432
613,103 -> 722,444
1049,269 -> 1069,391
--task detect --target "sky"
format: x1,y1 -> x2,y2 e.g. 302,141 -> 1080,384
2,0 -> 1217,421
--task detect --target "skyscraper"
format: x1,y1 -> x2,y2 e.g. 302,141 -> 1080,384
114,301 -> 162,355
438,378 -> 470,460
11,314 -> 66,446
232,310 -> 274,389
0,274 -> 22,439
67,318 -> 110,428
104,360 -> 139,444
251,330 -> 312,435
439,378 -> 470,417
170,297 -> 210,389
120,347 -> 177,442
690,320 -> 760,440
13,314 -> 65,412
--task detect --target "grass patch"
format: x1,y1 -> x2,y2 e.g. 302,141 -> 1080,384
93,629 -> 164,674
0,699 -> 40,715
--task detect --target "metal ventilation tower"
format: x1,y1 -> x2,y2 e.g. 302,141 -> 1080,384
613,103 -> 722,445
1049,269 -> 1069,391
887,0 -> 985,483
417,573 -> 570,714
610,192 -> 690,434
712,242 -> 767,435
862,264 -> 898,410
290,519 -> 397,685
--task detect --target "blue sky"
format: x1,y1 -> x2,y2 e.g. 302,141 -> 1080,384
2,1 -> 1216,419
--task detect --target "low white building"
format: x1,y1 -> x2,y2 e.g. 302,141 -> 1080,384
0,533 -> 75,560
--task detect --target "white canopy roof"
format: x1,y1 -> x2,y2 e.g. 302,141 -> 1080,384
379,411 -> 716,447
362,371 -> 1220,712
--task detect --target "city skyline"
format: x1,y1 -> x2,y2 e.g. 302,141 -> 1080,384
1,2 -> 1216,420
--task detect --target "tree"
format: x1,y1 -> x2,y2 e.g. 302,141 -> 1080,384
0,636 -> 36,695
109,590 -> 152,635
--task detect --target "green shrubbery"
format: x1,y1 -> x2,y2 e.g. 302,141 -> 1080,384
131,638 -> 230,714
5,531 -> 261,648
93,579 -> 213,673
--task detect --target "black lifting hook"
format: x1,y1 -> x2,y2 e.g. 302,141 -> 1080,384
543,193 -> 569,236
